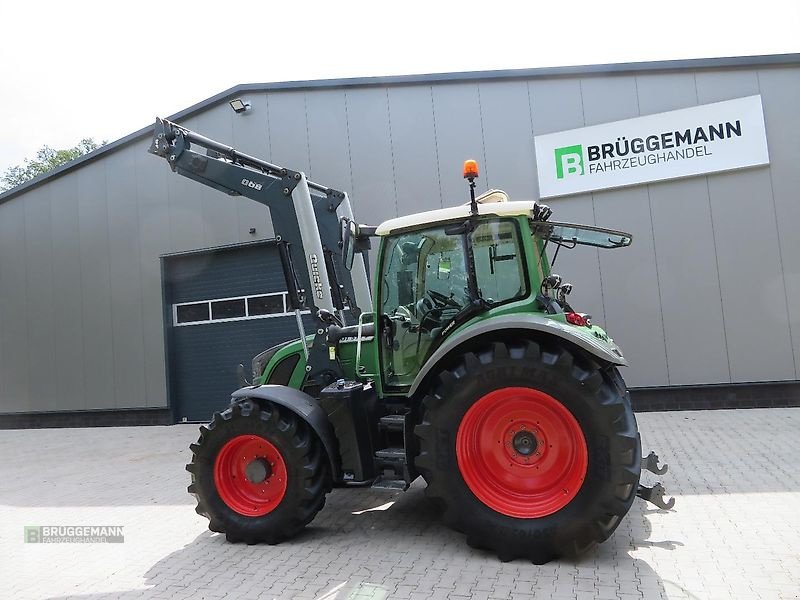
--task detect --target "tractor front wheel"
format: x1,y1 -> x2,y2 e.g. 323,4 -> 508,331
414,340 -> 641,563
187,399 -> 330,544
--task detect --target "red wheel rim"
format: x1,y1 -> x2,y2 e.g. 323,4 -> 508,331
213,435 -> 288,516
456,387 -> 588,518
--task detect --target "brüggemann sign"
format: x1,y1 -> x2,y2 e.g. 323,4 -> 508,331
534,95 -> 770,198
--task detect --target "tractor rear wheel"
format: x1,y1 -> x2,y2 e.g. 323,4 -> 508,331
414,340 -> 641,563
186,399 -> 330,544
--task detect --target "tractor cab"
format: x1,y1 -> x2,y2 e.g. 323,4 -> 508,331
352,184 -> 632,393
374,201 -> 535,389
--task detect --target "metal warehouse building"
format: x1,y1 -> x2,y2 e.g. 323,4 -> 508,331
1,54 -> 798,427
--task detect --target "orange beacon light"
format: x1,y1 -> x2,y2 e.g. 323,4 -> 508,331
463,159 -> 479,180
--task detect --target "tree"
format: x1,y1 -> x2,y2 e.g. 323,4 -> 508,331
1,138 -> 106,192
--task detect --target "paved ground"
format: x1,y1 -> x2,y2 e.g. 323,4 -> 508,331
1,408 -> 799,600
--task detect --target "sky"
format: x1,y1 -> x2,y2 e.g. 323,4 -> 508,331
1,0 -> 798,174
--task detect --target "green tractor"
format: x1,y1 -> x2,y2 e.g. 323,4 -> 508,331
150,120 -> 671,563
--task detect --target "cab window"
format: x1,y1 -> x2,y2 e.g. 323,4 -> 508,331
380,226 -> 469,387
471,219 -> 527,305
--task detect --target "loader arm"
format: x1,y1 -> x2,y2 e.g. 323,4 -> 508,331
149,117 -> 372,387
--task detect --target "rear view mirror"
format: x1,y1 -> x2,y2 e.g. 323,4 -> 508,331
342,219 -> 358,271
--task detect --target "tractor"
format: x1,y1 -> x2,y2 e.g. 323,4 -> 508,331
149,119 -> 672,563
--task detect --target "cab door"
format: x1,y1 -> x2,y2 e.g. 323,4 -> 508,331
377,225 -> 469,389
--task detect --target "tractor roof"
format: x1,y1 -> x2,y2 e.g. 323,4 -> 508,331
375,190 -> 537,235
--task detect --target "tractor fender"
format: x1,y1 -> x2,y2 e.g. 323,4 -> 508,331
230,385 -> 340,479
408,313 -> 628,397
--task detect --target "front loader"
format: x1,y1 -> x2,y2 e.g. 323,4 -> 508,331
149,118 -> 673,563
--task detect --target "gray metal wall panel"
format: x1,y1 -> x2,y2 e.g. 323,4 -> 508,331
267,91 -> 312,176
387,86 -> 441,213
757,67 -> 800,377
528,79 -> 606,325
696,71 -> 795,382
231,93 -> 275,240
49,175 -> 87,410
305,89 -> 353,195
635,73 -> 731,385
23,185 -> 57,409
186,110 -> 240,249
529,78 -> 586,134
0,217 -> 3,407
0,199 -> 30,411
134,144 -> 171,407
580,76 -> 669,387
104,151 -> 147,409
76,165 -> 115,409
479,81 -> 537,198
345,88 -> 397,227
431,83 -> 486,204
163,113 -> 209,255
165,164 -> 206,253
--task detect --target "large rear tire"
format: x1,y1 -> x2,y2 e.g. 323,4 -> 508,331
187,399 -> 330,544
414,340 -> 641,563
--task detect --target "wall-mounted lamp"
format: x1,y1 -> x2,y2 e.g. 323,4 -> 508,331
229,98 -> 251,114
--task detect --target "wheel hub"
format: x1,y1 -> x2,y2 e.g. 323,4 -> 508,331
244,457 -> 271,484
456,387 -> 589,519
512,430 -> 538,456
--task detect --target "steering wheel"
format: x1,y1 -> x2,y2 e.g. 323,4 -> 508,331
426,289 -> 460,308
393,305 -> 415,321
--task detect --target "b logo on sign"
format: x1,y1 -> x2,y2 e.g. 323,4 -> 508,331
554,145 -> 584,179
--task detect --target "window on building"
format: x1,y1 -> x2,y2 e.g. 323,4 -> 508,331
176,302 -> 210,324
211,299 -> 246,320
248,294 -> 285,316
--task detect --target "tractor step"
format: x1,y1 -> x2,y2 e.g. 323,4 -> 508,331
375,447 -> 406,462
370,476 -> 409,491
379,414 -> 405,432
373,447 -> 410,489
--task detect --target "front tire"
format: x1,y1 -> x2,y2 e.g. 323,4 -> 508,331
414,340 -> 641,563
187,399 -> 330,544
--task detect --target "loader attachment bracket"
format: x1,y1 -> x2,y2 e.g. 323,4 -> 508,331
637,482 -> 675,510
641,450 -> 669,475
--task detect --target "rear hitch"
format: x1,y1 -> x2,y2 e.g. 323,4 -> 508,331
641,451 -> 668,475
637,483 -> 675,510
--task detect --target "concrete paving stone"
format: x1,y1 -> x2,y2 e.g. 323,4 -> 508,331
451,583 -> 475,596
490,584 -> 513,597
595,584 -> 620,597
511,581 -> 536,594
472,579 -> 496,592
1,408 -> 800,599
392,585 -> 414,598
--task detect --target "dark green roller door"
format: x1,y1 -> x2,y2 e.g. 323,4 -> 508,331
163,240 -> 309,422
